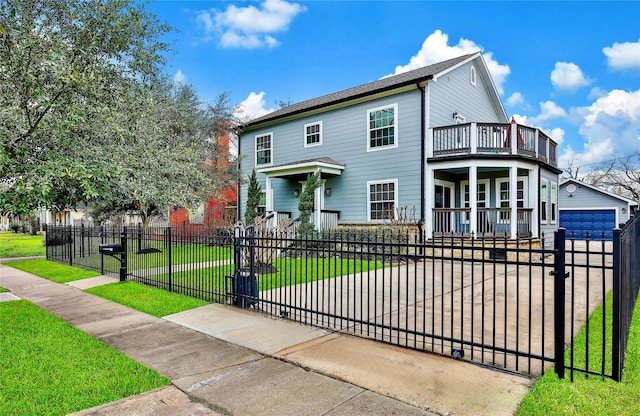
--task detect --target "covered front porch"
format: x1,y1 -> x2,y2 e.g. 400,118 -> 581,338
425,161 -> 540,240
257,157 -> 345,231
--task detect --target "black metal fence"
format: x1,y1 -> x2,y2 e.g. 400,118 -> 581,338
46,216 -> 640,380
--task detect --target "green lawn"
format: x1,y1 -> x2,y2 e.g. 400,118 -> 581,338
517,292 -> 640,415
4,259 -> 100,283
85,281 -> 209,317
146,257 -> 386,299
60,242 -> 234,273
0,232 -> 45,258
0,300 -> 170,415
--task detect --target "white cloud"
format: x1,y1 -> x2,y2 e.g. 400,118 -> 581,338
507,92 -> 524,106
197,0 -> 305,49
549,127 -> 565,145
560,89 -> 640,169
173,70 -> 186,86
388,30 -> 510,94
236,91 -> 275,120
588,87 -> 608,100
603,39 -> 640,71
550,62 -> 592,92
528,101 -> 567,125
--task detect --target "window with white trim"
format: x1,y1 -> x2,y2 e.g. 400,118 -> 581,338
460,179 -> 489,223
496,178 -> 527,220
470,66 -> 477,86
367,179 -> 397,221
541,180 -> 548,223
255,133 -> 272,166
551,182 -> 557,223
257,191 -> 266,216
367,104 -> 398,151
304,121 -> 322,147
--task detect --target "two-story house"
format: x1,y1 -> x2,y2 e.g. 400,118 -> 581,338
238,52 -> 561,247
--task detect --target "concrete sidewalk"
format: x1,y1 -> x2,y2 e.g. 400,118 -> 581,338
0,264 -> 532,415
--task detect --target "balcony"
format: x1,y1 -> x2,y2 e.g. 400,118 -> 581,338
433,207 -> 533,239
430,122 -> 557,167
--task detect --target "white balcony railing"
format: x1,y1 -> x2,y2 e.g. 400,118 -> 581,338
430,122 -> 557,167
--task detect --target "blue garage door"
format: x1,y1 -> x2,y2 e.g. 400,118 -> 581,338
559,209 -> 615,240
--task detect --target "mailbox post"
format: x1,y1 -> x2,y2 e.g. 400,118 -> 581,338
99,232 -> 127,282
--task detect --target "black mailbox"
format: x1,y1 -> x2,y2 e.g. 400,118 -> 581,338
99,243 -> 124,254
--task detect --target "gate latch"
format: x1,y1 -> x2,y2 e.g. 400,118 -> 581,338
549,270 -> 570,279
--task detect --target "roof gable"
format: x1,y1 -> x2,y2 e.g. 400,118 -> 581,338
560,178 -> 638,206
243,52 -> 502,130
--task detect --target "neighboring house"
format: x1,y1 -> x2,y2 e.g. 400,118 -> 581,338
559,178 -> 638,239
170,185 -> 238,229
238,52 -> 561,246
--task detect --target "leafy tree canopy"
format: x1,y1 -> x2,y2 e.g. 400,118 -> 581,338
0,0 -> 171,216
1,0 -> 240,225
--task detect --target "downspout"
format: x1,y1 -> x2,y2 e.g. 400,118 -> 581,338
417,83 -> 426,229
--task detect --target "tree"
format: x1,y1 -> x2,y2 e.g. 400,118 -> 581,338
598,153 -> 640,201
0,0 -> 172,216
245,170 -> 262,226
297,172 -> 323,234
87,81 -> 240,227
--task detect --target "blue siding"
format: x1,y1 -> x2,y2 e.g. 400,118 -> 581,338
239,61 -> 508,223
429,61 -> 505,127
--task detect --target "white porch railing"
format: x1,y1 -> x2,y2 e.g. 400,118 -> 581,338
433,207 -> 533,238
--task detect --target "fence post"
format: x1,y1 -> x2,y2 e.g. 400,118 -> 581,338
100,225 -> 105,275
68,225 -> 73,266
553,227 -> 567,379
612,227 -> 622,381
167,226 -> 172,292
120,226 -> 128,282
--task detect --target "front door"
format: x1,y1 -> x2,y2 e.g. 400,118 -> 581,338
434,181 -> 453,233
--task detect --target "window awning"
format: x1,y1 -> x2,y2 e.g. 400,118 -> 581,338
257,157 -> 345,180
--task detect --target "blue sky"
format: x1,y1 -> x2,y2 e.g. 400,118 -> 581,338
148,0 -> 640,173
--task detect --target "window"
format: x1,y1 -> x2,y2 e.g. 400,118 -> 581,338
470,66 -> 477,86
367,104 -> 398,151
540,180 -> 548,223
255,133 -> 272,166
461,180 -> 489,223
257,191 -> 266,216
551,182 -> 557,223
304,121 -> 322,147
367,179 -> 397,221
496,178 -> 527,220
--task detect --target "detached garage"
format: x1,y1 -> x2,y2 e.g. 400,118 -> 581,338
559,179 -> 638,240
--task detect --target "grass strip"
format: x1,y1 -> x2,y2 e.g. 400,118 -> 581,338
0,300 -> 170,415
0,232 -> 45,258
85,281 -> 209,317
3,259 -> 100,283
517,292 -> 640,415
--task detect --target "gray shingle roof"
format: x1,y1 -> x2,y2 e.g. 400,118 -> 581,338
243,53 -> 478,129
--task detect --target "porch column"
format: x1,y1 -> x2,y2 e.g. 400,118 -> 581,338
509,167 -> 517,239
469,166 -> 478,238
265,176 -> 273,213
425,167 -> 434,238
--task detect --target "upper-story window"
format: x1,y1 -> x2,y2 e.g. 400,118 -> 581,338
304,121 -> 322,147
367,104 -> 398,151
470,66 -> 477,86
255,133 -> 272,166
